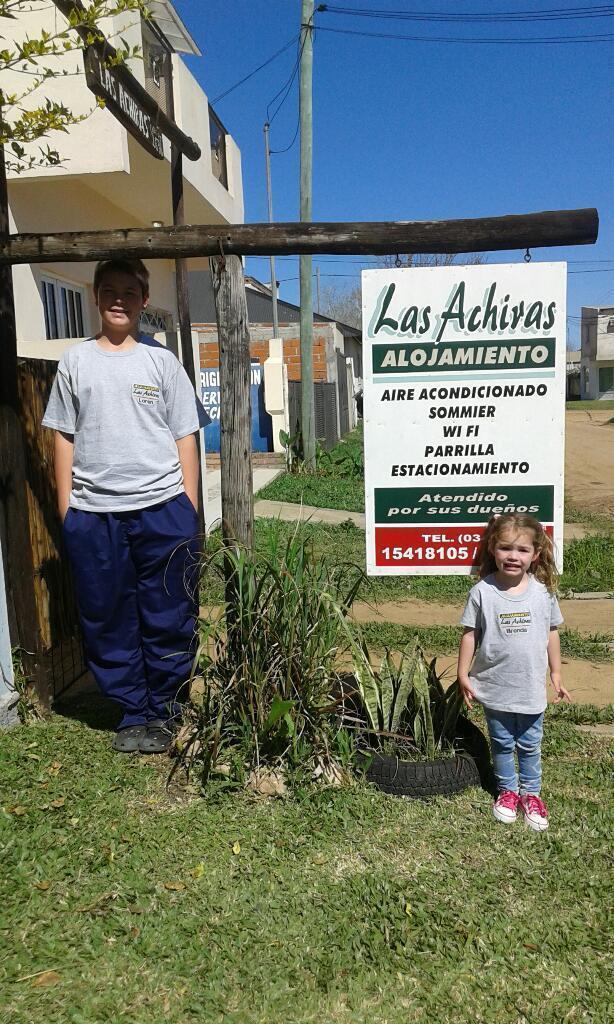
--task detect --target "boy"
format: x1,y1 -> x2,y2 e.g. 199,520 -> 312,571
42,258 -> 201,753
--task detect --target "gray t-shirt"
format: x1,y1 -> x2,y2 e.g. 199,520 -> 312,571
42,336 -> 200,512
460,574 -> 564,714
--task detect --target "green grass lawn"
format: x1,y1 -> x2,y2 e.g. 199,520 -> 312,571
566,400 -> 614,411
359,621 -> 614,662
1,710 -> 611,1024
201,521 -> 614,606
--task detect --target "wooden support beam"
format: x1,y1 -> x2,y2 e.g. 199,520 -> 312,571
210,255 -> 253,549
0,208 -> 598,265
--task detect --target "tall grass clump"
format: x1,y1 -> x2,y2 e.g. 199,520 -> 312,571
179,524 -> 366,787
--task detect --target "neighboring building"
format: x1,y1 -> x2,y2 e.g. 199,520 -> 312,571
189,271 -> 363,451
566,349 -> 581,401
580,306 -> 614,400
190,272 -> 363,381
6,1 -> 243,357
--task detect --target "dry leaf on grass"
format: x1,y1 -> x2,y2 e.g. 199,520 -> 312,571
232,841 -> 241,855
7,805 -> 27,816
164,881 -> 185,891
31,971 -> 61,987
246,769 -> 287,798
191,861 -> 205,879
33,881 -> 51,891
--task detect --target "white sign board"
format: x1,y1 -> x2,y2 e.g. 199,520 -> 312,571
362,262 -> 566,575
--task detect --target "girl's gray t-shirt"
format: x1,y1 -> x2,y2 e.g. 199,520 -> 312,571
460,574 -> 563,714
42,337 -> 200,512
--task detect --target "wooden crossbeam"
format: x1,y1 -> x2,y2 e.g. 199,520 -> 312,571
0,208 -> 598,265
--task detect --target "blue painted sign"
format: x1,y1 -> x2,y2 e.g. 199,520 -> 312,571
200,361 -> 273,453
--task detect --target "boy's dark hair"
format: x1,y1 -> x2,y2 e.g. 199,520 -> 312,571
93,258 -> 150,298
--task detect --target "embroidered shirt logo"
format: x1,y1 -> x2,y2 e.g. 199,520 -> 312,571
132,383 -> 160,407
499,610 -> 532,635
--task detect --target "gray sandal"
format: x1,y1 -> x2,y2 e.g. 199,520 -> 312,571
112,725 -> 147,753
138,720 -> 174,754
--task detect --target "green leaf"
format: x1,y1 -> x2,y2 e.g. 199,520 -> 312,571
263,696 -> 295,734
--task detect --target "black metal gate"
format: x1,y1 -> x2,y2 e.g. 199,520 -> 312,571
288,381 -> 339,451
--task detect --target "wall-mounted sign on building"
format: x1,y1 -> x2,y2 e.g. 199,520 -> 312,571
362,263 -> 566,575
200,363 -> 273,453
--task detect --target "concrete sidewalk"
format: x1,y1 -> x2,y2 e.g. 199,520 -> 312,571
253,499 -> 599,543
205,466 -> 282,533
254,498 -> 365,528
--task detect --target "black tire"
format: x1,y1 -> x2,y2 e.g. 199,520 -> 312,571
361,750 -> 480,799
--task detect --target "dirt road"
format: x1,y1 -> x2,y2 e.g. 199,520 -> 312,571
565,409 -> 614,516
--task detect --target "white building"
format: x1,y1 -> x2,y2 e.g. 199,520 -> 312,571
6,0 -> 244,356
580,306 -> 614,400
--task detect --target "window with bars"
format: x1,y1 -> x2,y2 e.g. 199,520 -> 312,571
41,276 -> 87,340
140,307 -> 173,333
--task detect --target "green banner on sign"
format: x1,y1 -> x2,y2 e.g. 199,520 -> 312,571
374,485 -> 555,524
372,338 -> 556,375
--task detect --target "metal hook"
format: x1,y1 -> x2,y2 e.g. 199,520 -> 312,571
524,248 -> 532,263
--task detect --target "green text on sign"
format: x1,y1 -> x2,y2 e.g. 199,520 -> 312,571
372,338 -> 556,375
374,485 -> 555,524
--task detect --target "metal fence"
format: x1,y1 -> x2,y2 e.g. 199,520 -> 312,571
288,381 -> 339,451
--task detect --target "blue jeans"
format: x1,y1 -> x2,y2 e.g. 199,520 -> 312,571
483,710 -> 545,796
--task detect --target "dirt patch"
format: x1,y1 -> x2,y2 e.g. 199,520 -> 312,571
434,654 -> 613,708
565,410 -> 614,517
352,597 -> 614,633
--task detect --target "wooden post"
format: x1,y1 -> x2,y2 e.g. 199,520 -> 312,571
0,144 -> 48,707
163,42 -> 205,534
210,254 -> 253,549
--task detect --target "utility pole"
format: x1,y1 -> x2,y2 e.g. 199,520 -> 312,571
263,122 -> 280,338
299,0 -> 315,469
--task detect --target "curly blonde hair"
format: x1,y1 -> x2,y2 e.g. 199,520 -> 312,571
477,513 -> 559,594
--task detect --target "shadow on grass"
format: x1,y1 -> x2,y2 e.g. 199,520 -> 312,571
53,688 -> 121,732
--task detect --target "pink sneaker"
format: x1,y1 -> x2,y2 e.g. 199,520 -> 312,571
519,794 -> 549,832
492,790 -> 519,824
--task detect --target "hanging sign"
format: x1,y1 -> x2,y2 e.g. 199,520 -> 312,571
84,46 -> 164,159
362,262 -> 566,575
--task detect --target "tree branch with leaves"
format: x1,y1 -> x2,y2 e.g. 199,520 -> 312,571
0,0 -> 148,173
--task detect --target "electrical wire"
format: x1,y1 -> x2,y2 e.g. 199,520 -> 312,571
315,24 -> 614,44
210,34 -> 299,105
319,4 -> 614,24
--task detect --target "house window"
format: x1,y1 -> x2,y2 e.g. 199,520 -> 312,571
41,276 -> 86,340
598,367 -> 614,393
607,318 -> 614,333
209,106 -> 228,189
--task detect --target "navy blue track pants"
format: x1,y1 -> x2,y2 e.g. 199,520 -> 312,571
63,493 -> 200,728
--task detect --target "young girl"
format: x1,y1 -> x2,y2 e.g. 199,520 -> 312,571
457,513 -> 571,831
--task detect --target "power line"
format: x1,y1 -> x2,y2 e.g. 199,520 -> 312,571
315,24 -> 614,44
211,35 -> 299,104
320,4 -> 614,24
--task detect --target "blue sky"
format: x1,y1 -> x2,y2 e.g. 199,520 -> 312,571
174,1 -> 613,347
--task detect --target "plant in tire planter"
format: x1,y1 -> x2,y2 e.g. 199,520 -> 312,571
348,641 -> 482,799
